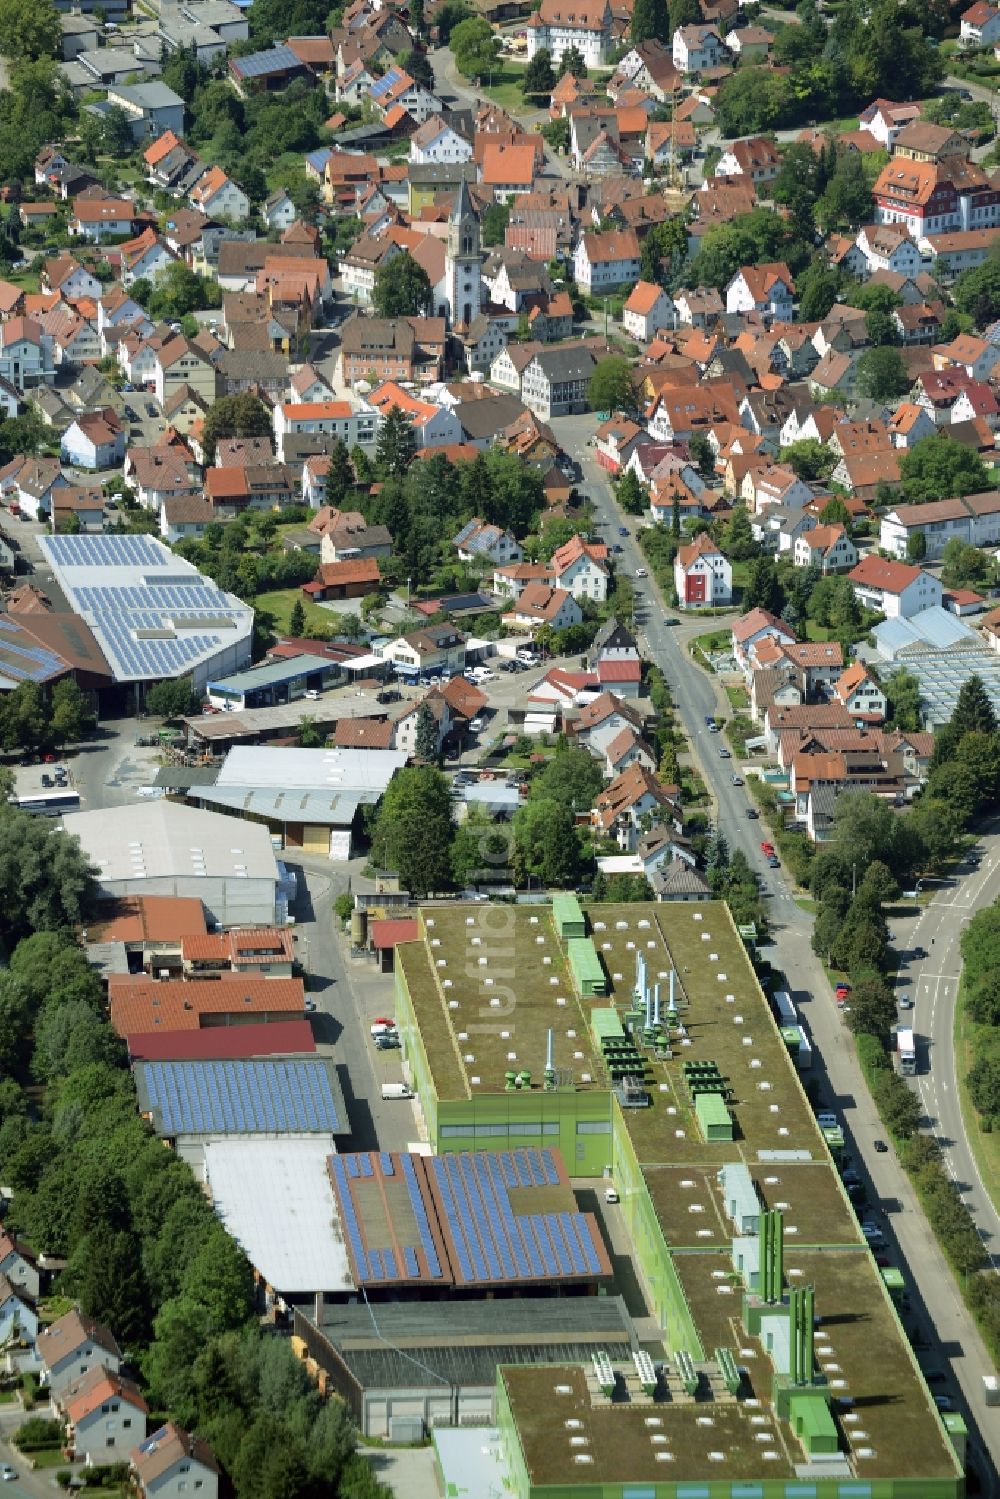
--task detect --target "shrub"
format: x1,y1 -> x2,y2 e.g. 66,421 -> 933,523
17,1416 -> 63,1450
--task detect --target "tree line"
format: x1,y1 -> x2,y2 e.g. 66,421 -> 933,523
0,812 -> 389,1499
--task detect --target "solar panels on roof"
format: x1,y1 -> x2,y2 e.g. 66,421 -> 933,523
234,43 -> 301,77
136,1058 -> 343,1136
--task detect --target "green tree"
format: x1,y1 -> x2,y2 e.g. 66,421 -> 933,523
899,434 -> 989,505
522,46 -> 555,96
559,43 -> 586,77
855,345 -> 910,402
845,975 -> 897,1044
324,438 -> 354,509
451,809 -> 511,888
780,438 -> 835,483
953,673 -> 998,738
414,702 -> 438,761
795,259 -> 842,321
531,746 -> 605,808
724,503 -> 758,561
288,598 -> 306,637
0,680 -> 47,753
881,667 -> 922,731
966,971 -> 1000,1028
374,405 -> 417,477
371,765 -> 453,893
0,0 -> 59,60
631,0 -> 668,41
588,356 -> 634,413
906,796 -> 959,871
144,676 -> 201,718
450,15 -> 498,77
906,530 -> 926,562
743,557 -> 783,615
401,46 -> 431,87
816,150 -> 876,231
941,537 -> 997,591
714,65 -> 785,136
968,1053 -> 1000,1119
481,201 -> 509,246
513,798 -> 585,887
202,393 -> 272,464
953,253 -> 1000,328
617,468 -> 647,516
181,1222 -> 255,1332
372,250 -> 432,318
101,104 -> 135,158
147,261 -> 221,319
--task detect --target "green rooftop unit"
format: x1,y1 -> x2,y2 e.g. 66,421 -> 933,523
567,937 -> 608,997
552,893 -> 586,939
590,1006 -> 624,1045
787,1390 -> 838,1456
695,1090 -> 733,1141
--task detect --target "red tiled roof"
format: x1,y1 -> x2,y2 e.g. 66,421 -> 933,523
369,918 -> 419,949
125,1019 -> 315,1061
108,976 -> 305,1036
598,659 -> 642,681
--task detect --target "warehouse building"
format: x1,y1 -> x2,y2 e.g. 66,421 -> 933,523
63,802 -> 282,925
37,533 -> 253,700
191,744 -> 408,858
389,899 -> 965,1496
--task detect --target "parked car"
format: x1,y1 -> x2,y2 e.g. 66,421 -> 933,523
898,992 -> 913,1010
767,854 -> 780,868
731,774 -> 744,787
618,526 -> 629,537
874,1139 -> 888,1153
1,1464 -> 17,1481
146,401 -> 158,417
745,808 -> 759,820
934,1395 -> 953,1412
718,746 -> 731,759
635,567 -> 648,578
760,841 -> 775,856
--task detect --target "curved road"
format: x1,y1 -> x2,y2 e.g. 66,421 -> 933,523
551,410 -> 1000,1492
893,832 -> 1000,1261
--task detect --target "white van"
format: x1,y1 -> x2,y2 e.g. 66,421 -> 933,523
381,1082 -> 413,1100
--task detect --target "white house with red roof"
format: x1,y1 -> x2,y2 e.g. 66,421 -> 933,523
622,281 -> 674,341
731,607 -> 796,673
832,661 -> 887,722
526,0 -> 613,68
572,230 -> 641,293
132,1424 -> 219,1499
61,409 -> 126,470
961,1 -> 1000,43
848,556 -> 943,618
595,413 -> 644,472
551,533 -> 609,601
792,523 -> 857,574
62,1367 -> 148,1463
503,582 -> 582,631
724,262 -> 794,319
859,98 -> 921,149
716,135 -> 780,183
673,532 -> 732,608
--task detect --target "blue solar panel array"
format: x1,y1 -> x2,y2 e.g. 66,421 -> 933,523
138,1059 -> 341,1135
40,533 -> 250,684
329,1155 -> 369,1280
369,65 -> 405,100
427,1149 -> 602,1285
234,43 -> 302,78
0,617 -> 68,683
46,534 -> 166,569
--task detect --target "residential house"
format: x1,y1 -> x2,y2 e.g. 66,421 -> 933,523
590,616 -> 641,697
792,523 -> 858,574
716,135 -> 780,184
888,403 -> 937,447
131,1424 -> 219,1499
153,337 -> 217,406
0,1233 -> 40,1299
62,1367 -> 148,1464
859,98 -> 921,150
481,143 -> 537,203
572,230 -> 641,292
622,281 -> 674,341
69,198 -> 133,242
731,606 -> 796,673
161,493 -> 214,544
856,223 -> 922,278
503,582 -> 582,631
932,331 -> 1000,381
0,317 -> 51,387
340,315 -> 417,384
961,1 -> 1000,43
573,690 -> 646,759
190,166 -> 250,223
38,1310 -> 121,1398
521,345 -> 597,419
848,555 -> 943,618
592,763 -> 678,849
453,517 -> 523,567
673,286 -> 723,327
551,533 -> 610,602
832,661 -> 887,721
262,189 -> 296,231
674,532 -> 732,608
0,1276 -> 36,1347
672,23 -> 726,72
595,414 -> 644,473
60,410 -> 125,470
725,262 -> 794,320
380,623 -> 467,677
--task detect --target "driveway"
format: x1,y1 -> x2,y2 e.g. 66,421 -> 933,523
550,406 -> 1000,1493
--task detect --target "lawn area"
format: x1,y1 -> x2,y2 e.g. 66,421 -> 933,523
479,63 -> 528,108
29,1450 -> 67,1469
7,268 -> 40,293
690,628 -> 731,669
254,588 -> 341,635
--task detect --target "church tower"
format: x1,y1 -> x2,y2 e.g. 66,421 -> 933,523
445,178 -> 482,330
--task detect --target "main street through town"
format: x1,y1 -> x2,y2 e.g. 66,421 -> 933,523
551,409 -> 1000,1493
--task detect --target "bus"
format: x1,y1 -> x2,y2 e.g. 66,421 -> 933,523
15,789 -> 81,817
897,1028 -> 916,1076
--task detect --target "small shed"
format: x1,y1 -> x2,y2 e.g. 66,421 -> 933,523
567,937 -> 608,997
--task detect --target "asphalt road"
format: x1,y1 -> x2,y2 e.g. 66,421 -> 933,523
892,831 -> 1000,1263
550,408 -> 1000,1493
